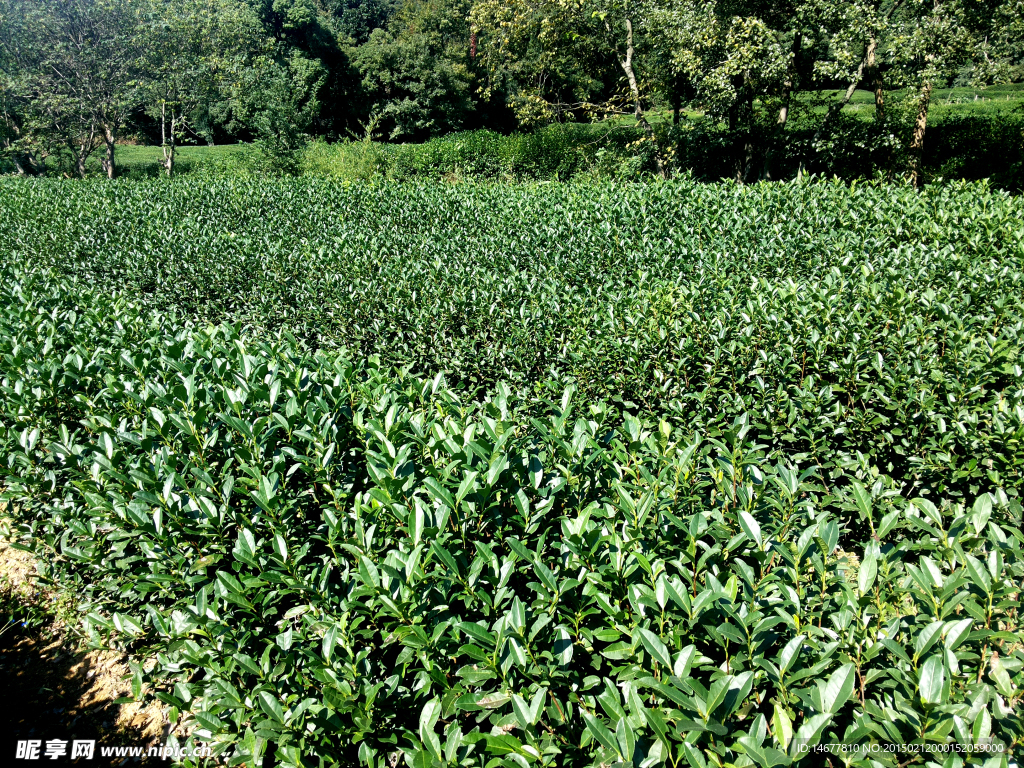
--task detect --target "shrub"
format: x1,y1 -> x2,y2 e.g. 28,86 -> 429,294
1,178 -> 1023,766
287,112 -> 1024,187
925,114 -> 1024,192
1,275 -> 1021,766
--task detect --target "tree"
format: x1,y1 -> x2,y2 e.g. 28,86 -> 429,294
885,0 -> 975,185
985,0 -> 1024,81
594,0 -> 673,177
469,0 -> 621,126
243,0 -> 358,139
0,0 -> 146,178
353,27 -> 475,139
0,0 -> 48,173
60,0 -> 147,178
471,0 -> 674,173
655,0 -> 794,180
1,0 -> 99,177
328,0 -> 401,45
143,0 -> 261,176
348,0 -> 480,139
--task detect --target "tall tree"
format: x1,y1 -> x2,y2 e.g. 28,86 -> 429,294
987,0 -> 1024,80
143,0 -> 261,176
471,0 -> 675,173
351,0 -> 476,139
0,0 -> 146,178
328,0 -> 401,44
1,0 -> 92,175
469,0 -> 621,126
887,0 -> 974,185
594,0 -> 672,176
242,0 -> 357,138
0,0 -> 49,173
655,0 -> 792,180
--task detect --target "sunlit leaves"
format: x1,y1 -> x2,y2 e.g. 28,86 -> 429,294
0,178 -> 1023,768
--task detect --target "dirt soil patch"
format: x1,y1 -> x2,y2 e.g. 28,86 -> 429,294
0,537 -> 172,765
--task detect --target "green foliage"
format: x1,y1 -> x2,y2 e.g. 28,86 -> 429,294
1,178 -> 1023,766
240,0 -> 358,139
327,0 -> 402,45
468,0 -> 621,125
1,264 -> 1022,766
352,28 -> 475,140
2,177 -> 1023,504
300,136 -> 387,179
349,0 -> 479,141
1,177 -> 1021,500
89,144 -> 249,179
0,0 -> 149,177
353,109 -> 1021,186
926,113 -> 1024,190
2,0 -> 1023,179
87,106 -> 1024,186
374,125 -> 649,178
229,50 -> 330,173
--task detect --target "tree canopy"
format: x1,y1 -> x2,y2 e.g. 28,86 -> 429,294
0,0 -> 1020,178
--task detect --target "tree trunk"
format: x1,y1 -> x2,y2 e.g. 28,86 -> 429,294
726,85 -> 741,181
618,18 -> 667,179
11,151 -> 43,176
673,76 -> 688,169
800,53 -> 869,177
866,36 -> 884,122
75,144 -> 88,178
738,87 -> 755,183
165,133 -> 175,178
3,138 -> 28,175
776,32 -> 801,130
909,80 -> 931,188
101,124 -> 116,179
72,122 -> 94,178
730,72 -> 755,183
3,113 -> 43,175
768,31 -> 802,180
2,118 -> 28,175
161,102 -> 176,178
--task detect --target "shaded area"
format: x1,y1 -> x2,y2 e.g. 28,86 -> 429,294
0,539 -> 170,765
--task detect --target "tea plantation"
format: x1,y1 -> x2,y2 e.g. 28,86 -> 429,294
0,178 -> 1022,767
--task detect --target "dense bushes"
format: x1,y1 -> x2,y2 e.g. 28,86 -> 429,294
926,114 -> 1024,190
1,267 -> 1022,767
299,124 -> 649,180
2,178 -> 1022,502
6,109 -> 1020,187
293,112 -> 1024,187
1,179 -> 1023,766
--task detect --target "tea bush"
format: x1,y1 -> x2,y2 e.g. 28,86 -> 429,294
2,178 -> 1022,501
1,178 -> 1023,767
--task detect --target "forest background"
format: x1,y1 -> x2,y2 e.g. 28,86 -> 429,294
1,0 -> 1023,185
